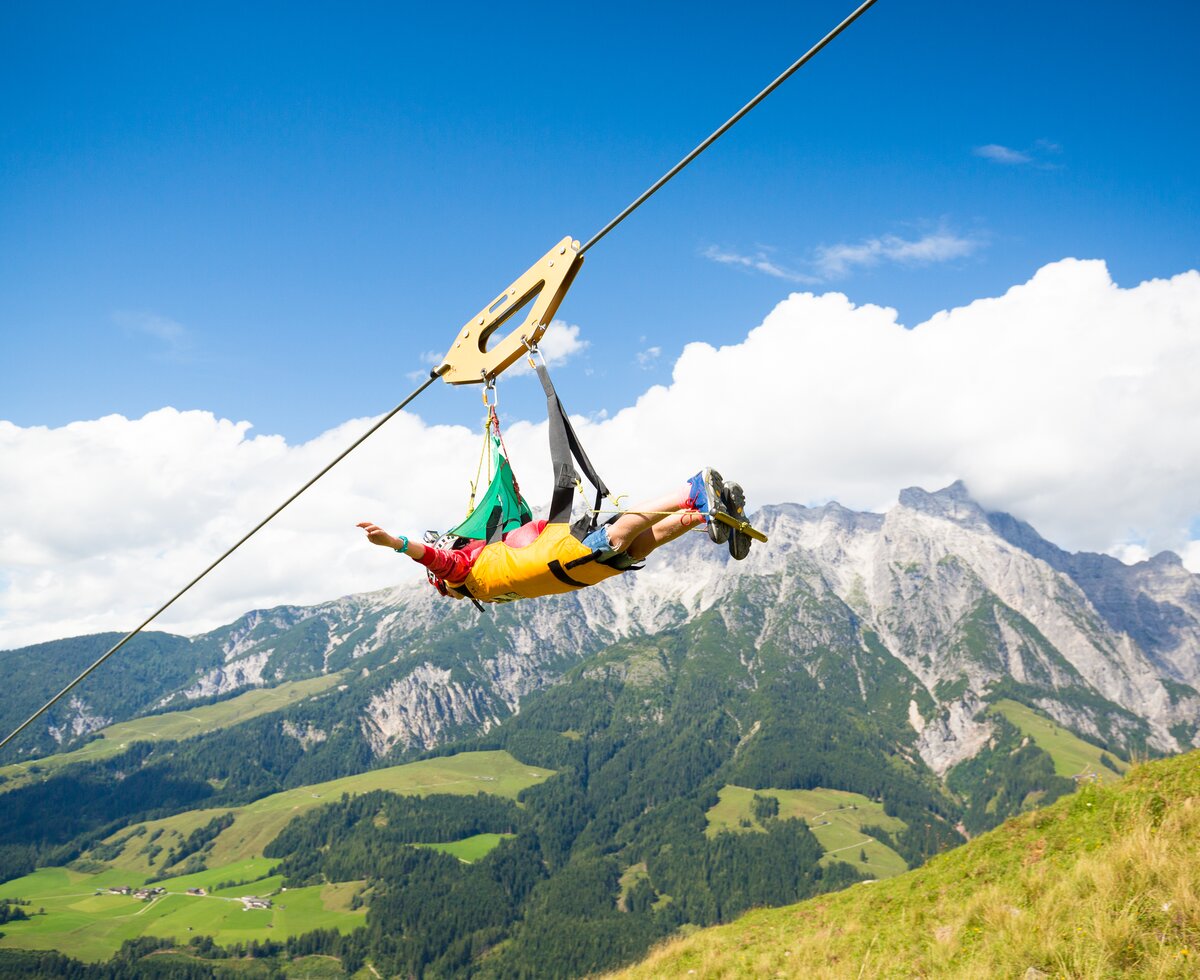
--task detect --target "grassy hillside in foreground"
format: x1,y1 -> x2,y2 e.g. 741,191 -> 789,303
0,751 -> 552,961
989,698 -> 1129,783
0,673 -> 346,793
612,751 -> 1200,979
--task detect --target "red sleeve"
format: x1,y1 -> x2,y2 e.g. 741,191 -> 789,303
415,541 -> 479,582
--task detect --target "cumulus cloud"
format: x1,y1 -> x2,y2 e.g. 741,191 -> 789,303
505,319 -> 589,376
4,259 -> 1199,648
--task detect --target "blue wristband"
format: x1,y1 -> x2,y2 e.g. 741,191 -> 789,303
394,535 -> 409,554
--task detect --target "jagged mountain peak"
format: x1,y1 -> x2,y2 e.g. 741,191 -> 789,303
897,480 -> 991,530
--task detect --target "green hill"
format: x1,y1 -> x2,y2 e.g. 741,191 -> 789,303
611,751 -> 1200,978
0,673 -> 346,793
0,750 -> 551,962
988,697 -> 1128,783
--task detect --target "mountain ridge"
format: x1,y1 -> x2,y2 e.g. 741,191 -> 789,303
4,483 -> 1197,770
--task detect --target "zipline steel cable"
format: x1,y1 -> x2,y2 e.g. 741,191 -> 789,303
1,0 -> 880,754
0,373 -> 440,752
579,0 -> 879,256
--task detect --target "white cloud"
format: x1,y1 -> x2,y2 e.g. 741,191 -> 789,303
813,231 -> 980,279
4,258 -> 1200,648
504,319 -> 589,376
407,321 -> 587,381
113,311 -> 193,360
1185,541 -> 1200,572
705,229 -> 981,283
974,143 -> 1032,164
636,346 -> 662,370
701,245 -> 820,284
974,141 -> 1063,169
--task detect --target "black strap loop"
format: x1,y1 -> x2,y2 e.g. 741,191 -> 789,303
536,362 -> 612,534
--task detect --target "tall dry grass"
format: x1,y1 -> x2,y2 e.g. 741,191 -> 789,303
608,755 -> 1200,978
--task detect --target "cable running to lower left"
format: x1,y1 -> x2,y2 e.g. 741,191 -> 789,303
0,371 -> 443,754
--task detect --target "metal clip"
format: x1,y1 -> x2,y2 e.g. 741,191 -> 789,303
522,335 -> 548,372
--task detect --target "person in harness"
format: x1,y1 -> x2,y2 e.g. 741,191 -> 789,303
358,466 -> 753,603
357,360 -> 763,605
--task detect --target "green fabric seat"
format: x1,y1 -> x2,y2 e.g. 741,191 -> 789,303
447,434 -> 533,542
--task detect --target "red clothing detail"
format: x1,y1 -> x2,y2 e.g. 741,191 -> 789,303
417,520 -> 549,584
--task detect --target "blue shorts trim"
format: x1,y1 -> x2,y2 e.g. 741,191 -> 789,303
582,525 -> 614,557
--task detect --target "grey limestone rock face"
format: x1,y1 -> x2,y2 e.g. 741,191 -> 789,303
28,483 -> 1192,772
187,483 -> 1199,766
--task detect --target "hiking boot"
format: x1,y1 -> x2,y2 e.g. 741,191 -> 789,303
724,481 -> 752,560
685,468 -> 731,544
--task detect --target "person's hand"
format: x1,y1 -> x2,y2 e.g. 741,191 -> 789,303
357,522 -> 400,549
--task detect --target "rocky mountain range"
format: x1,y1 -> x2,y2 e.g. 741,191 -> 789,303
6,481 -> 1197,780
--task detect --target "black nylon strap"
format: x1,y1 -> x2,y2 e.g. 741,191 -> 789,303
547,560 -> 588,589
535,362 -> 612,532
538,364 -> 578,525
484,502 -> 505,545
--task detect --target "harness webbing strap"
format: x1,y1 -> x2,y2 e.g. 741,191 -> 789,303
536,363 -> 612,533
547,560 -> 589,589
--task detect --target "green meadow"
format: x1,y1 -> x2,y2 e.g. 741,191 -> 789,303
0,750 -> 553,961
989,698 -> 1128,782
706,785 -> 910,878
92,749 -> 553,876
417,832 -> 516,863
0,863 -> 363,963
0,673 -> 346,792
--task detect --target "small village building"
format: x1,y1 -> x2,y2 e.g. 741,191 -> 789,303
240,896 -> 272,910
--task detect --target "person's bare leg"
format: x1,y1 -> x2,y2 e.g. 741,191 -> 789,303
626,510 -> 705,560
603,485 -> 693,552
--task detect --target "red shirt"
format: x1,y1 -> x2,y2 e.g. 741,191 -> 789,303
416,520 -> 548,584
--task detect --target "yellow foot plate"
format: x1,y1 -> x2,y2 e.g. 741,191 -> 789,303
711,512 -> 769,543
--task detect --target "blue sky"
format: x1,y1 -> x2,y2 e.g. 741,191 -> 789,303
3,1 -> 1197,439
3,2 -> 1200,646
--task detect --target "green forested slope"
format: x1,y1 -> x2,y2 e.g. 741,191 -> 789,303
0,673 -> 344,792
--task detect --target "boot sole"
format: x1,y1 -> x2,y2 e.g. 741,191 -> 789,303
705,469 -> 731,544
724,483 -> 752,560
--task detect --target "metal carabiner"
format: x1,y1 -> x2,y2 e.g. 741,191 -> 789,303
521,334 -> 547,372
481,376 -> 498,410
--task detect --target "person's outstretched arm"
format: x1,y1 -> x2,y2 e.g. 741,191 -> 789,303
357,522 -> 426,560
357,522 -> 471,582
